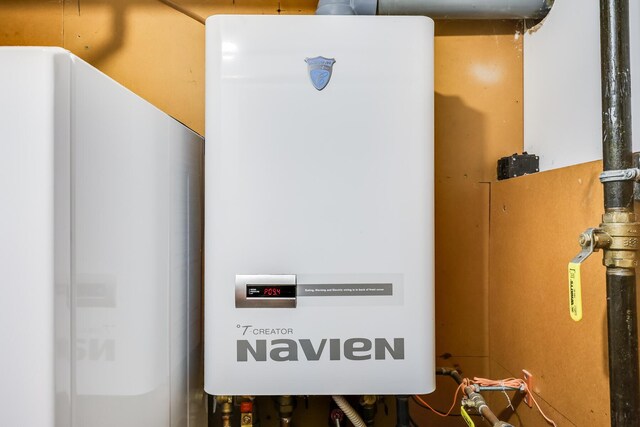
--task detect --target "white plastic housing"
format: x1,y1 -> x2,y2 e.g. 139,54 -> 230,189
205,16 -> 435,395
0,47 -> 205,427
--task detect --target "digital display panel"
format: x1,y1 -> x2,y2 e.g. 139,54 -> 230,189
246,284 -> 296,298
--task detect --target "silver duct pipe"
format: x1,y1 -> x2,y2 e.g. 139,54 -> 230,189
316,0 -> 553,19
379,0 -> 552,19
316,0 -> 376,15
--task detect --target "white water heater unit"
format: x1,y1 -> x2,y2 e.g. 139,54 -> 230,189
205,16 -> 435,395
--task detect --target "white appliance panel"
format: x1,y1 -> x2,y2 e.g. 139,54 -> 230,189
0,46 -> 71,427
205,16 -> 435,395
0,47 -> 205,427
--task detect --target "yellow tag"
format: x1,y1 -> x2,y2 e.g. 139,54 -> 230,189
461,406 -> 475,427
568,262 -> 583,321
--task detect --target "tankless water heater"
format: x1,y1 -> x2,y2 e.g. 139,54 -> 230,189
205,15 -> 434,395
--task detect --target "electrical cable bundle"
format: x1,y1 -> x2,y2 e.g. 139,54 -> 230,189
412,375 -> 557,426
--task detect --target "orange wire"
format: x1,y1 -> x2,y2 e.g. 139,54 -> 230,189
413,375 -> 558,426
469,377 -> 557,427
413,382 -> 464,417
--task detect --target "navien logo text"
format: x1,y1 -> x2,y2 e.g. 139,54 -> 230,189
237,338 -> 404,362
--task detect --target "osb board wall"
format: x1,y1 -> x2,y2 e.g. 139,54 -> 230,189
417,19 -> 524,427
489,161 -> 609,426
1,3 -> 525,426
0,1 -> 63,46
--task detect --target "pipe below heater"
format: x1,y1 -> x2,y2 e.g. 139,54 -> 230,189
395,396 -> 410,427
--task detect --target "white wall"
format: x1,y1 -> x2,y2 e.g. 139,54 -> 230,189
524,0 -> 640,171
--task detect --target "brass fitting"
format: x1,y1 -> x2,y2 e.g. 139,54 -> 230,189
578,229 -> 612,249
239,397 -> 254,427
276,395 -> 296,426
600,210 -> 640,268
216,396 -> 234,427
359,395 -> 378,426
276,395 -> 296,415
216,395 -> 234,410
240,413 -> 253,427
360,395 -> 377,407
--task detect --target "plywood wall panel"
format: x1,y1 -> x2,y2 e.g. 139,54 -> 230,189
279,0 -> 318,14
435,20 -> 524,183
185,0 -> 278,16
168,0 -> 316,16
490,161 -> 610,426
435,176 -> 489,356
486,359 -> 576,426
434,21 -> 523,361
0,0 -> 63,46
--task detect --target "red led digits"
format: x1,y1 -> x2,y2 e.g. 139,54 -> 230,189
263,287 -> 281,296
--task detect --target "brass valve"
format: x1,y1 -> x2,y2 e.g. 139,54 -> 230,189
599,210 -> 640,268
573,212 -> 640,267
569,210 -> 640,322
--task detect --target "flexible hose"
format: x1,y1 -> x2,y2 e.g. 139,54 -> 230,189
332,396 -> 367,427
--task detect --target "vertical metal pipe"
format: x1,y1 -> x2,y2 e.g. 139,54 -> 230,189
395,396 -> 410,427
599,0 -> 640,425
601,0 -> 634,209
606,269 -> 640,424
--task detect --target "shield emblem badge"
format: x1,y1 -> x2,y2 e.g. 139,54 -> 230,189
305,56 -> 336,91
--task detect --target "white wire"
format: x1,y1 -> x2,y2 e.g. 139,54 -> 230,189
331,396 -> 367,427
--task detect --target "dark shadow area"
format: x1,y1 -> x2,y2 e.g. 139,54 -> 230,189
495,391 -> 525,425
433,92 -> 489,354
73,1 -> 127,67
434,92 -> 487,180
435,19 -> 523,37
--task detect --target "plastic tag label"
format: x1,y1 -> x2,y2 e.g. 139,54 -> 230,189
568,262 -> 583,321
461,406 -> 475,427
